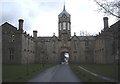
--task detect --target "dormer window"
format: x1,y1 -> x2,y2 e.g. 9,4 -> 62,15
62,14 -> 67,19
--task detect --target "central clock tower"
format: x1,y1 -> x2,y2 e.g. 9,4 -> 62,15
58,5 -> 71,40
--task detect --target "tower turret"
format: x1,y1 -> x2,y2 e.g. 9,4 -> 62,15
58,4 -> 71,40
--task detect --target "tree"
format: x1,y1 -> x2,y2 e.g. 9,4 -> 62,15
93,0 -> 120,18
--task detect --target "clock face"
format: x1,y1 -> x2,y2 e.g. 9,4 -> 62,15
62,14 -> 67,18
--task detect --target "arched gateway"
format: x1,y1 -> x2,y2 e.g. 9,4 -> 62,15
60,48 -> 70,64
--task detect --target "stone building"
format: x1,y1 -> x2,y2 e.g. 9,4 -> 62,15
94,18 -> 120,64
1,5 -> 119,64
2,19 -> 35,64
33,6 -> 96,64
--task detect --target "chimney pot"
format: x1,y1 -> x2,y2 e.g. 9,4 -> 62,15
103,17 -> 109,31
33,30 -> 37,38
18,19 -> 24,31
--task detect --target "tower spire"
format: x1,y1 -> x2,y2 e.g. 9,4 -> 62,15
63,1 -> 65,11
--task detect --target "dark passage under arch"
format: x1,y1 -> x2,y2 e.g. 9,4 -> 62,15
60,52 -> 69,64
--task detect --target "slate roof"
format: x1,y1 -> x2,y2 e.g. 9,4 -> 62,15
58,5 -> 70,17
78,36 -> 96,41
38,37 -> 52,42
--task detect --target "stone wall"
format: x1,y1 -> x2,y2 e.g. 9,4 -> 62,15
94,20 -> 119,64
21,33 -> 35,64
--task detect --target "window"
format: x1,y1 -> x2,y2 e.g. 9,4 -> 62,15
53,51 -> 56,53
41,51 -> 44,53
11,35 -> 15,42
73,51 -> 77,53
9,48 -> 14,60
68,23 -> 70,30
63,22 -> 66,30
74,40 -> 77,49
85,41 -> 89,47
85,38 -> 89,47
9,34 -> 15,43
59,23 -> 61,30
24,49 -> 26,51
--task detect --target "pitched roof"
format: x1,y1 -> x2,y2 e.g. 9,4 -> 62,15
1,22 -> 17,29
37,37 -> 52,42
58,5 -> 70,17
78,36 -> 96,41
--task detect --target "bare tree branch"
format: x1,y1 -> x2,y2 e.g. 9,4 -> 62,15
94,0 -> 120,18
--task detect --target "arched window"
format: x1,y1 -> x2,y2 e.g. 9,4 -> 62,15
68,23 -> 70,30
63,22 -> 66,30
59,23 -> 61,30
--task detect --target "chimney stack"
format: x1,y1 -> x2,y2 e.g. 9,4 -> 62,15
33,30 -> 37,38
19,19 -> 24,31
103,17 -> 109,31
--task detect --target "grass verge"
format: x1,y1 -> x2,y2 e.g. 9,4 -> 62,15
80,64 -> 118,80
2,64 -> 55,82
70,64 -> 118,82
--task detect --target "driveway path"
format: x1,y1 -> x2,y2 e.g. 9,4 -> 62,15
28,64 -> 81,82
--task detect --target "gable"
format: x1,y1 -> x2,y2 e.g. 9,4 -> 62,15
71,35 -> 79,41
2,22 -> 18,35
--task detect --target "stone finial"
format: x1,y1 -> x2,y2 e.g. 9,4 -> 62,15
53,33 -> 55,36
74,32 -> 76,36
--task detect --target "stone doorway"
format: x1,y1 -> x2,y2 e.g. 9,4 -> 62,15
60,52 -> 69,64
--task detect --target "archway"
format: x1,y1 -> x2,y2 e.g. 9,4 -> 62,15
60,52 -> 70,64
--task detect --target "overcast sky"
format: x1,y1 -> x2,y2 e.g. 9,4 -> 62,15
0,0 -> 117,36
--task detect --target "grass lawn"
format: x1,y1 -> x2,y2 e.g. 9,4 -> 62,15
70,64 -> 118,82
2,64 -> 55,82
80,64 -> 118,80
